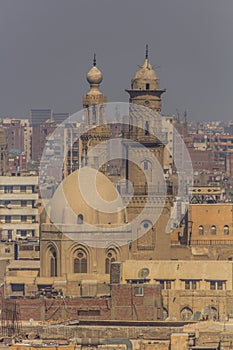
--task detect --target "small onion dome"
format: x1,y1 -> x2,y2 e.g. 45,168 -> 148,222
86,66 -> 103,85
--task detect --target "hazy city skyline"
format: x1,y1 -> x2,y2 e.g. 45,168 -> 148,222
0,0 -> 233,121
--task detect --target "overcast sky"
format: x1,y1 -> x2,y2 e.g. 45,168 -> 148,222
0,0 -> 233,122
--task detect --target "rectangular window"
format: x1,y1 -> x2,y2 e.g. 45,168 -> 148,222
157,280 -> 172,290
210,281 -> 216,290
5,215 -> 11,223
146,83 -> 150,90
19,245 -> 33,251
4,186 -> 13,193
183,280 -> 198,290
192,280 -> 197,290
77,310 -> 100,316
134,286 -> 144,296
20,185 -> 26,192
21,200 -> 27,207
217,281 -> 223,290
159,280 -> 165,289
11,284 -> 25,293
21,216 -> 27,222
20,230 -> 27,237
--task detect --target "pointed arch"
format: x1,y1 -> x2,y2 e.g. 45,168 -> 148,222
180,306 -> 193,321
104,243 -> 120,274
69,243 -> 90,274
47,244 -> 58,277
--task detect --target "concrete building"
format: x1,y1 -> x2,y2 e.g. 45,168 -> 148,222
2,118 -> 32,162
0,127 -> 8,175
112,259 -> 233,321
0,175 -> 39,240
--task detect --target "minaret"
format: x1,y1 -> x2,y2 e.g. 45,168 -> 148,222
82,54 -> 107,126
125,45 -> 165,112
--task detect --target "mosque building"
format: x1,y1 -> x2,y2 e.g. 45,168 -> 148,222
39,48 -> 175,294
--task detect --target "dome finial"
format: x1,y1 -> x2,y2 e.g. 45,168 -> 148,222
93,53 -> 96,67
145,44 -> 149,59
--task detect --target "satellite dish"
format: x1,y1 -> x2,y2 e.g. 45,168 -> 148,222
138,268 -> 150,278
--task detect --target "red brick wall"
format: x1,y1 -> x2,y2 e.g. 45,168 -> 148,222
110,284 -> 163,321
2,284 -> 163,322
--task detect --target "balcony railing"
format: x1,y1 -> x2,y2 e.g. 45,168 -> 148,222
171,239 -> 233,246
191,239 -> 233,246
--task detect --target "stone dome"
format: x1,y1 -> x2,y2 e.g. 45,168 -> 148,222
133,58 -> 157,81
131,58 -> 160,90
45,167 -> 125,227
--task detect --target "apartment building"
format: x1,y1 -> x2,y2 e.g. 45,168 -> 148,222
0,175 -> 39,240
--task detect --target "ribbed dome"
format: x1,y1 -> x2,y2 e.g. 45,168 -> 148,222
86,66 -> 103,85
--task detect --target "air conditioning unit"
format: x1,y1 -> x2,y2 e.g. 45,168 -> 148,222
138,267 -> 150,279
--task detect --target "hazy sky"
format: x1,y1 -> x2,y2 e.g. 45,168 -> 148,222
0,0 -> 233,121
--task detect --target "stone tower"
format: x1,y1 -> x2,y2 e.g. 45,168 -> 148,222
125,45 -> 165,113
122,46 -> 172,259
82,54 -> 107,126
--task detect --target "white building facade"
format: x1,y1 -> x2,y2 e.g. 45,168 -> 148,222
0,175 -> 39,240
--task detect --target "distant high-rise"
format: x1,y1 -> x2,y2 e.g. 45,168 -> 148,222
30,109 -> 69,163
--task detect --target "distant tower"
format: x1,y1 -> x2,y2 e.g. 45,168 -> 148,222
82,54 -> 107,125
126,45 -> 165,113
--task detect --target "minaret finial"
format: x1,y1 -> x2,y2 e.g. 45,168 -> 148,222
145,44 -> 149,59
93,53 -> 96,66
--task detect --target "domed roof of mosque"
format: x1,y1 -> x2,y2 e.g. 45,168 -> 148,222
45,167 -> 125,227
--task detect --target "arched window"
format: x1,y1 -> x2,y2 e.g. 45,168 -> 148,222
211,225 -> 216,235
199,225 -> 204,235
105,249 -> 117,274
77,214 -> 83,224
144,161 -> 148,170
210,307 -> 218,320
180,307 -> 193,321
224,225 -> 229,235
74,249 -> 87,273
145,121 -> 149,135
49,246 -> 57,277
141,160 -> 152,182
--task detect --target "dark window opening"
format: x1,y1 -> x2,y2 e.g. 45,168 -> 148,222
74,250 -> 87,273
77,214 -> 84,224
